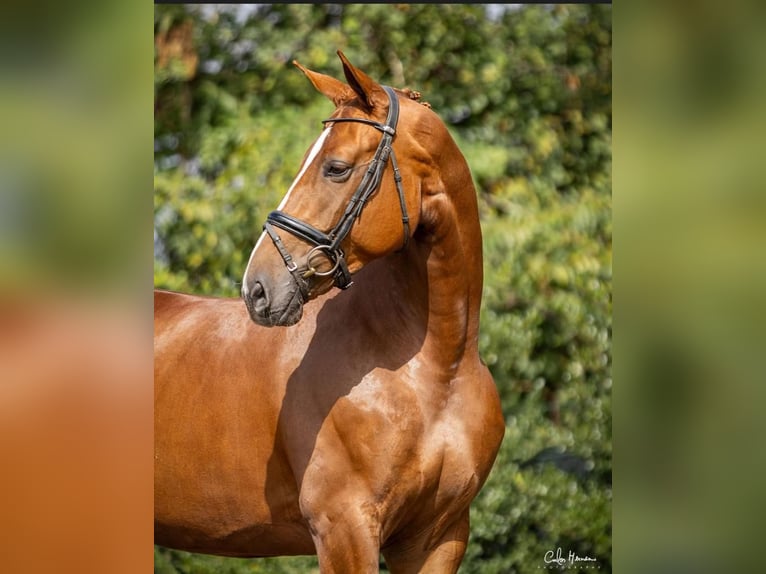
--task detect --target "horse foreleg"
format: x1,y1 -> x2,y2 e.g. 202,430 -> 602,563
305,503 -> 381,573
382,509 -> 470,574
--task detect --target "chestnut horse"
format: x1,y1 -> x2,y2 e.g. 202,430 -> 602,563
154,51 -> 505,573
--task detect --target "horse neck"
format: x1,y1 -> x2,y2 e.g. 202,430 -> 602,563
420,136 -> 484,370
361,131 -> 484,375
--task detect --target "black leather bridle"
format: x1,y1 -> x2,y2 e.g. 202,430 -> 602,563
263,85 -> 409,294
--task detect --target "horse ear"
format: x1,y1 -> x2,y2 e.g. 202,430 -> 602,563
293,60 -> 351,106
337,50 -> 382,110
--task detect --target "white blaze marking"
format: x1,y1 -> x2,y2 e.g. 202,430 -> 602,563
242,126 -> 333,295
279,126 -> 333,208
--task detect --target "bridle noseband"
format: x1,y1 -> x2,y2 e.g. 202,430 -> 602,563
263,85 -> 409,294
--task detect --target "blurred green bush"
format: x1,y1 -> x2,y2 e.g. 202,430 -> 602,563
154,4 -> 611,572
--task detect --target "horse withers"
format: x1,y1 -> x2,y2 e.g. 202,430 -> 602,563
154,51 -> 505,573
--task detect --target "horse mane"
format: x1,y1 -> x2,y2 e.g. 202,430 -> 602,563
400,87 -> 431,109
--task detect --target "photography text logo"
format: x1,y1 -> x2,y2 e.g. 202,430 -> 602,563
539,547 -> 600,570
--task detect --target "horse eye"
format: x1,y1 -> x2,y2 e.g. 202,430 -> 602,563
324,161 -> 352,180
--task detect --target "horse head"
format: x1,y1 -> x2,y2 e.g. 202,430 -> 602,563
242,51 -> 434,327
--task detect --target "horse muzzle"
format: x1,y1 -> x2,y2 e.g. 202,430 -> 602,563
242,273 -> 306,327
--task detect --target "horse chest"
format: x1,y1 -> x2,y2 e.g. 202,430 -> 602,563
312,367 -> 483,495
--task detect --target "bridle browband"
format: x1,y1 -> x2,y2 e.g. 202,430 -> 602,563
263,85 -> 409,293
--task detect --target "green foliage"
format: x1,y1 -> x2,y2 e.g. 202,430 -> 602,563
155,4 -> 611,572
154,96 -> 332,295
155,547 -> 320,574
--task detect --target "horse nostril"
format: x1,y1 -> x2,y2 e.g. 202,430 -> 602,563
251,281 -> 270,316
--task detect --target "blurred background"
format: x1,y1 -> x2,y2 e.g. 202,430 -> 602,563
153,4 -> 611,573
